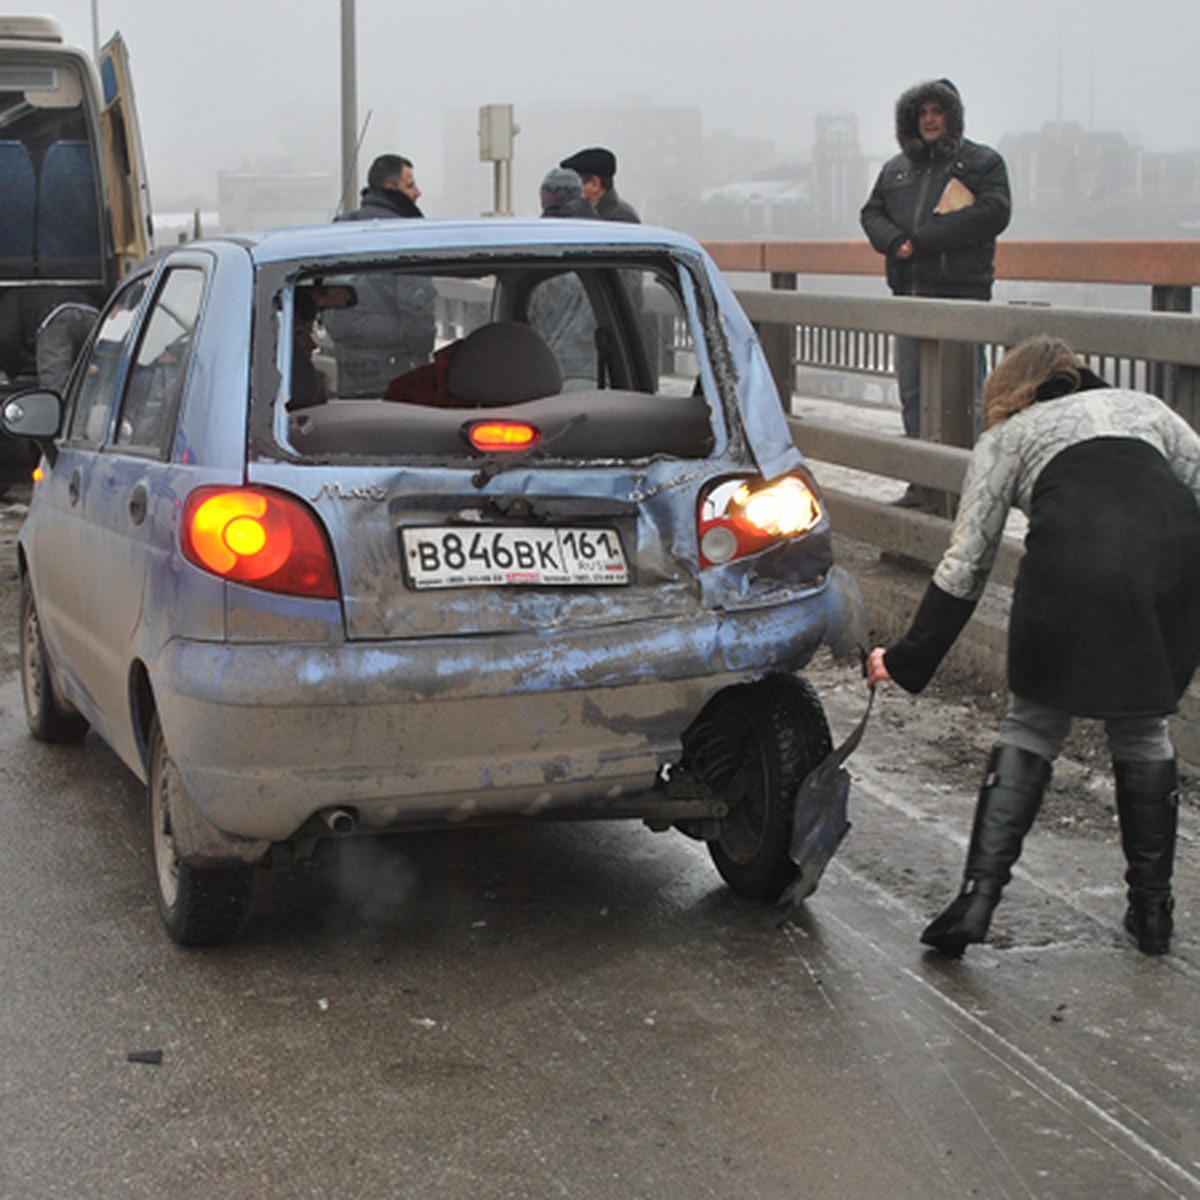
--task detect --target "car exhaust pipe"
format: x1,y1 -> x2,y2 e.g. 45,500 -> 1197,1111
320,807 -> 357,836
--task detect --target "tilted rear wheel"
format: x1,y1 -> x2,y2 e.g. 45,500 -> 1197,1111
147,718 -> 253,946
19,575 -> 89,743
682,673 -> 832,902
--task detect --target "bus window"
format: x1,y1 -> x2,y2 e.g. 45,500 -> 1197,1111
0,18 -> 149,393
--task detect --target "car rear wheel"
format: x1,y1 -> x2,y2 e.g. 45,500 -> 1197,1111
683,673 -> 832,902
147,717 -> 253,946
19,575 -> 89,743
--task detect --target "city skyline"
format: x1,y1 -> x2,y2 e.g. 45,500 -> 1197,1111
23,0 -> 1200,218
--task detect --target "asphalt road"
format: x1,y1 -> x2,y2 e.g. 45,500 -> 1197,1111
1,497 -> 1197,1199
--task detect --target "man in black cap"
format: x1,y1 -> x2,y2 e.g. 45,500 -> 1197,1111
558,146 -> 640,223
861,79 -> 1010,504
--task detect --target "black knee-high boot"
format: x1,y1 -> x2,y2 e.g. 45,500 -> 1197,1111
1114,759 -> 1178,955
922,744 -> 1052,957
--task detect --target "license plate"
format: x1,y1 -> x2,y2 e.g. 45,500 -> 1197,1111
402,525 -> 629,589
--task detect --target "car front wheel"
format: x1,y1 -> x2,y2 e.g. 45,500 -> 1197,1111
19,575 -> 89,743
683,673 -> 832,902
147,718 -> 253,946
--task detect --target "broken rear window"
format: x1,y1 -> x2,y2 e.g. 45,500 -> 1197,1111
276,256 -> 717,463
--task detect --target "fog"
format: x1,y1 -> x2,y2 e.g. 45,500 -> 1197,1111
19,0 -> 1200,228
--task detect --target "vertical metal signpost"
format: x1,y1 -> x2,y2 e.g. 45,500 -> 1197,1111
339,0 -> 358,217
479,104 -> 517,217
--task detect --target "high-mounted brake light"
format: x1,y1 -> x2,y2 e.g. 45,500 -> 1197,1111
466,421 -> 541,453
698,474 -> 823,566
182,486 -> 338,599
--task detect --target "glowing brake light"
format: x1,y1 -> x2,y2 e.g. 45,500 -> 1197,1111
698,475 -> 823,566
182,486 -> 338,599
466,421 -> 541,453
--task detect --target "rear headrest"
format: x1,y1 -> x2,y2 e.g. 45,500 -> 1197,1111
447,321 -> 562,406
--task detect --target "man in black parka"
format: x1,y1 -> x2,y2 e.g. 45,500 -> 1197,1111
861,80 -> 1011,496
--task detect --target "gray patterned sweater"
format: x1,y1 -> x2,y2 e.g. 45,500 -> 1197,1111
885,385 -> 1200,716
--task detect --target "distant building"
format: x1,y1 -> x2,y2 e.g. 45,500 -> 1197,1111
692,177 -> 810,238
216,167 -> 338,234
702,127 -> 778,188
153,211 -> 219,244
1001,122 -> 1139,211
441,99 -> 703,223
811,112 -> 868,236
671,112 -> 866,240
1141,149 -> 1200,205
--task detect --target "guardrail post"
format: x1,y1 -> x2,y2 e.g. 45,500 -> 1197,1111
1151,285 -> 1192,406
920,338 -> 975,448
916,338 -> 976,517
1174,366 -> 1200,428
759,272 -> 799,411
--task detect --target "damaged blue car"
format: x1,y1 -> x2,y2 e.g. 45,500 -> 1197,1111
5,218 -> 866,944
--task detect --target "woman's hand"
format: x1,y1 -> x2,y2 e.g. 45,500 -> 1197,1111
866,647 -> 891,690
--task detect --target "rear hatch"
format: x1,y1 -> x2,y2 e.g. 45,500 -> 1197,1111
246,240 -> 830,641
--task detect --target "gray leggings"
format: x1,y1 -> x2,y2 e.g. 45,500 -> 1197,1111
998,693 -> 1174,763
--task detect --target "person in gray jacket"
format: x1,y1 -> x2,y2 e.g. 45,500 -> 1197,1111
529,168 -> 600,389
559,147 -> 640,223
867,336 -> 1200,959
322,154 -> 436,397
861,79 -> 1011,500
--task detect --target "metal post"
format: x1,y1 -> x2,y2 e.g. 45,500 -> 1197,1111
760,272 -> 798,412
920,339 -> 976,450
339,0 -> 358,217
90,0 -> 100,61
1151,285 -> 1192,405
917,338 -> 975,517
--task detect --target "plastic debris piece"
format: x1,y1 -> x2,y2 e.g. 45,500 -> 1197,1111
127,1049 -> 164,1065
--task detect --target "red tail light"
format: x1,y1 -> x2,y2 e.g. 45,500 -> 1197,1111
465,421 -> 541,452
698,475 -> 823,566
182,486 -> 338,599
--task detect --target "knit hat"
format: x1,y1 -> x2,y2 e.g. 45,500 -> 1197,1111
540,167 -> 584,215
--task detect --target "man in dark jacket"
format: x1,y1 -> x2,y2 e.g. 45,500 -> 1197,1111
322,154 -> 436,396
559,147 -> 640,223
861,79 -> 1011,496
342,153 -> 424,219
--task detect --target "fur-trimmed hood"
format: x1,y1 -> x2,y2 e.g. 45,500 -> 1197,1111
895,78 -> 965,159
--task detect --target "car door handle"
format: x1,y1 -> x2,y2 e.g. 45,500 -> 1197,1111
69,469 -> 81,505
129,484 -> 148,526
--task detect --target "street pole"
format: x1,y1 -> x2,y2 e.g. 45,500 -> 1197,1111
339,0 -> 358,216
90,0 -> 100,61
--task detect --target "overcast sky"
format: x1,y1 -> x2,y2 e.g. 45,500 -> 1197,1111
14,0 -> 1200,209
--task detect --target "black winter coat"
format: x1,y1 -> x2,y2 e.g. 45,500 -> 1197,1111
884,384 -> 1200,718
860,139 -> 1011,300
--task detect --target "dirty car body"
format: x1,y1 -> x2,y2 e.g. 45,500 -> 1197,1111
9,219 -> 865,943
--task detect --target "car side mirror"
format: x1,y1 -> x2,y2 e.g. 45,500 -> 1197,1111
3,390 -> 63,465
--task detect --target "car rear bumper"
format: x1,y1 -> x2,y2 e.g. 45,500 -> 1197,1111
153,567 -> 865,841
